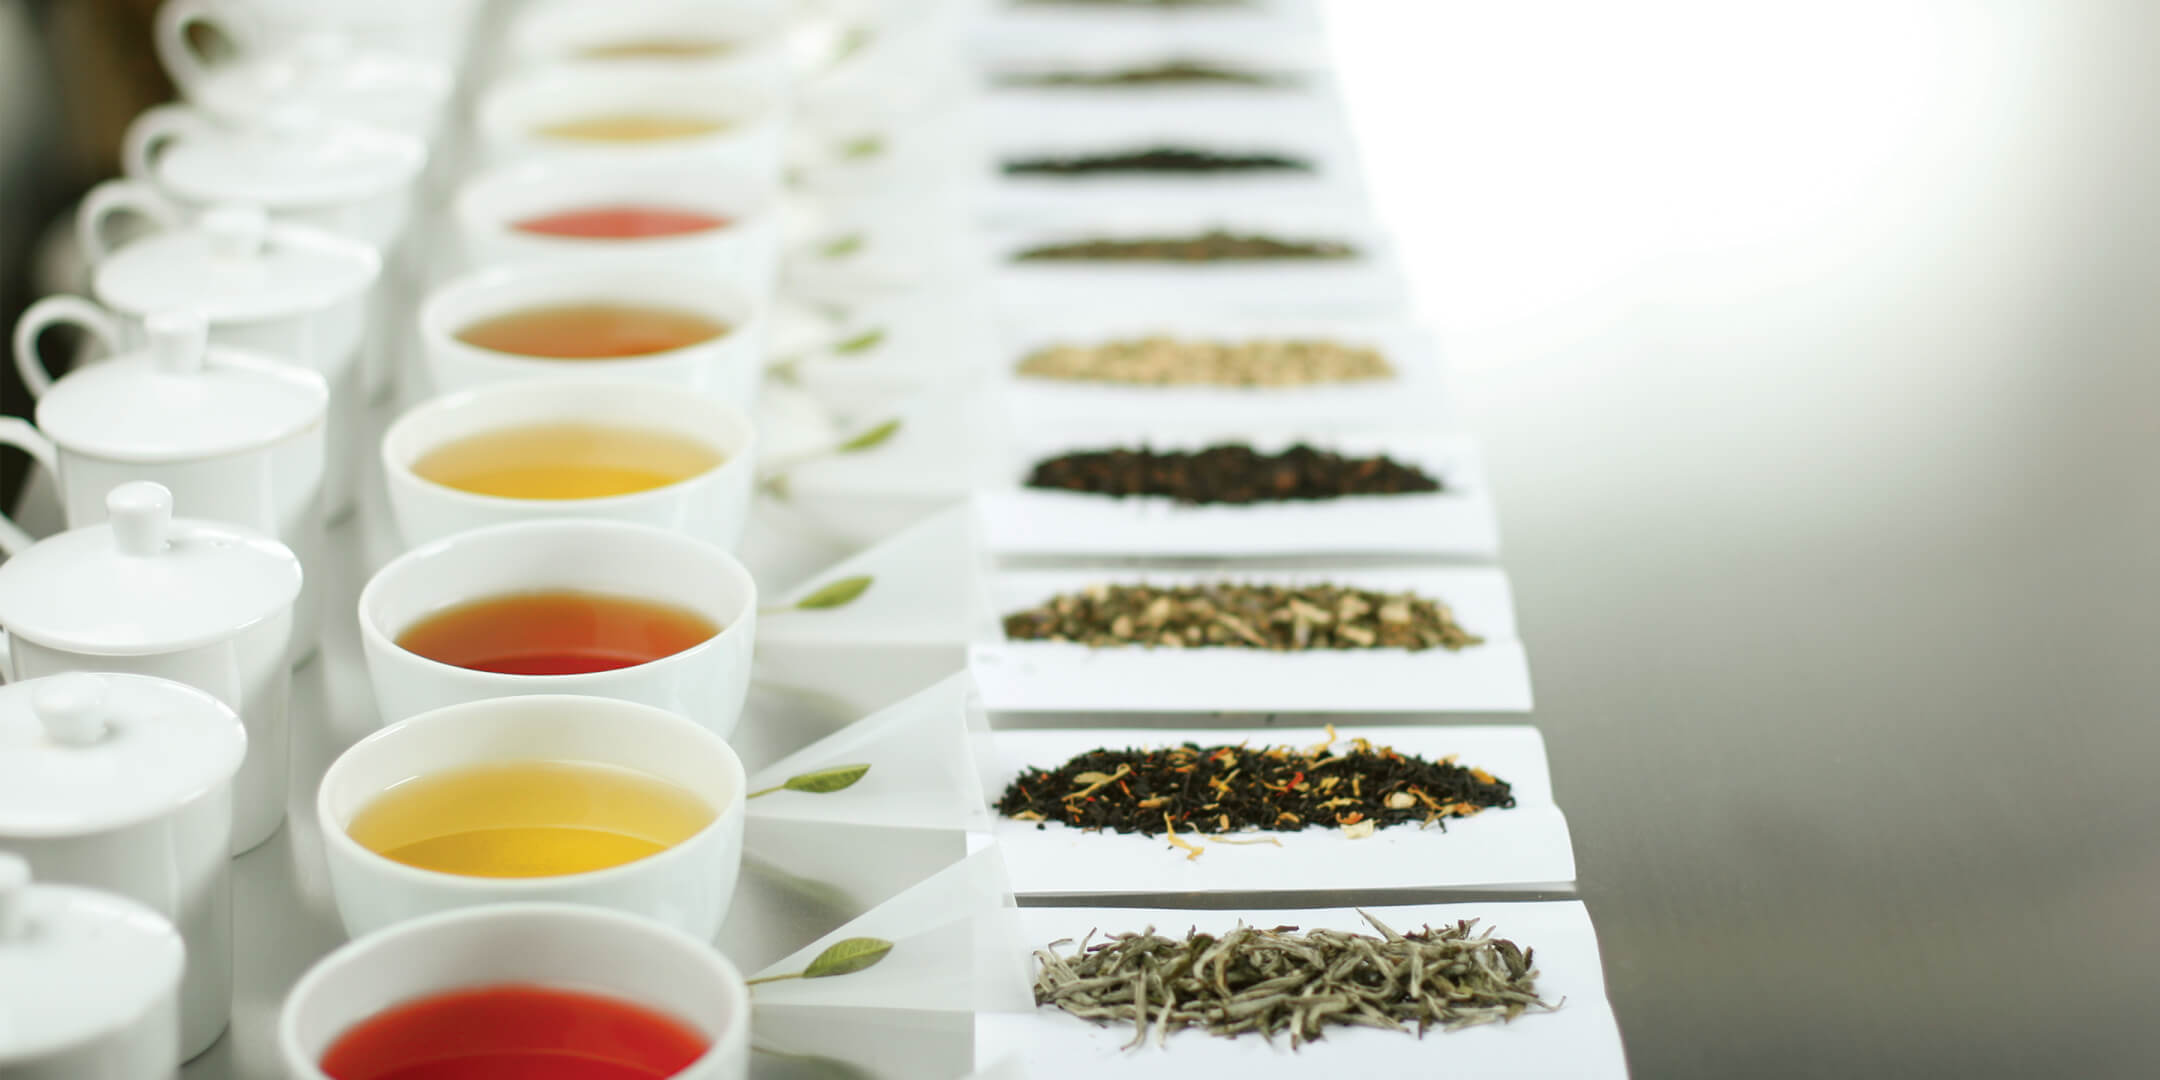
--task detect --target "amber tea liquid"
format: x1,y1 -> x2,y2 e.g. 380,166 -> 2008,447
396,589 -> 718,676
455,303 -> 727,359
414,423 -> 722,500
536,113 -> 729,142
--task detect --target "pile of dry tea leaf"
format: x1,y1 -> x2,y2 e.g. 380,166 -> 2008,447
1004,147 -> 1312,176
995,61 -> 1289,88
1016,336 -> 1393,387
1034,912 -> 1555,1049
1025,443 -> 1440,504
997,731 -> 1514,840
1013,230 -> 1356,262
1001,582 -> 1483,652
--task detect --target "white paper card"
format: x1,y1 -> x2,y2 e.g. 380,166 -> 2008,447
989,725 -> 1573,895
977,432 -> 1498,558
747,672 -> 995,832
972,566 -> 1531,713
976,901 -> 1628,1080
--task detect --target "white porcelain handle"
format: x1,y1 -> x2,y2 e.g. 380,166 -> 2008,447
76,177 -> 184,266
0,418 -> 56,558
155,0 -> 254,105
12,294 -> 125,399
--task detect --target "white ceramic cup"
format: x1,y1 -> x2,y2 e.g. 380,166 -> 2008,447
357,519 -> 757,735
452,157 -> 781,293
278,902 -> 750,1080
314,694 -> 747,940
381,377 -> 756,552
417,261 -> 767,403
473,64 -> 786,179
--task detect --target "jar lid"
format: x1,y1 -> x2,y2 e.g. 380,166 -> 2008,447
36,310 -> 328,462
0,673 -> 246,837
0,482 -> 302,656
184,33 -> 452,137
147,106 -> 426,209
0,854 -> 186,1065
91,204 -> 380,324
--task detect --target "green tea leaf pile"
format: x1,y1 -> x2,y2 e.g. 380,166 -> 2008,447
1001,582 -> 1482,651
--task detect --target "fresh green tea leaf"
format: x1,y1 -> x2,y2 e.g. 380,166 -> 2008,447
836,419 -> 901,453
833,328 -> 885,355
796,575 -> 873,609
785,763 -> 871,793
804,937 -> 893,979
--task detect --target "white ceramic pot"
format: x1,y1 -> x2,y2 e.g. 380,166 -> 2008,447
2,309 -> 326,660
155,2 -> 454,142
316,694 -> 747,939
474,64 -> 787,180
381,377 -> 756,552
0,482 -> 300,854
278,903 -> 749,1080
46,205 -> 378,518
0,855 -> 185,1080
452,157 -> 781,294
0,674 -> 245,1061
416,261 -> 766,404
356,519 -> 756,736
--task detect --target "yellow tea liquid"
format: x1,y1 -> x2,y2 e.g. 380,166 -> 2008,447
580,39 -> 734,60
536,113 -> 729,142
414,422 -> 722,500
455,302 -> 728,359
347,760 -> 716,878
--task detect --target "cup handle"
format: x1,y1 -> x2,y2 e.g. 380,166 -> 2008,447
77,177 -> 184,266
13,294 -> 125,398
155,0 -> 254,105
0,418 -> 55,557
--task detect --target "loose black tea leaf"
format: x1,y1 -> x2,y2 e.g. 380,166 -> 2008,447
1017,336 -> 1393,387
996,61 -> 1289,88
1033,913 -> 1555,1048
999,733 -> 1513,837
1025,443 -> 1440,504
1004,147 -> 1312,176
1002,581 -> 1483,652
1013,229 -> 1355,262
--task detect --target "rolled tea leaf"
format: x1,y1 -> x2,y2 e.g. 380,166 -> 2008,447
796,575 -> 874,609
836,418 -> 901,452
804,937 -> 894,978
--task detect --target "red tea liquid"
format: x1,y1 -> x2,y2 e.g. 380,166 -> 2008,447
319,984 -> 707,1080
513,205 -> 730,240
396,590 -> 719,676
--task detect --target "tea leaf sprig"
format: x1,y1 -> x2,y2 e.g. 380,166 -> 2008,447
747,763 -> 871,800
758,419 -> 904,499
764,575 -> 874,615
747,936 -> 894,986
765,325 -> 886,384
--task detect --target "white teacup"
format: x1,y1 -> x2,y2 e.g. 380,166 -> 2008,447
417,261 -> 766,403
315,694 -> 748,940
357,519 -> 757,734
279,903 -> 750,1080
474,64 -> 786,179
382,377 -> 756,552
452,158 -> 781,293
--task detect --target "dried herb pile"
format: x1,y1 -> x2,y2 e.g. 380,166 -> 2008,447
1034,912 -> 1554,1049
1025,443 -> 1440,503
1005,147 -> 1312,176
1018,336 -> 1392,387
1014,230 -> 1356,262
998,733 -> 1514,839
1001,582 -> 1484,651
996,61 -> 1287,88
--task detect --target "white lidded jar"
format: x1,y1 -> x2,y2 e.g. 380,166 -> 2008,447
21,205 -> 379,519
0,675 -> 244,1062
0,310 -> 327,661
0,482 -> 300,856
0,853 -> 186,1079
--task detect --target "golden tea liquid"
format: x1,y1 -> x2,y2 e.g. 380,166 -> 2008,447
536,113 -> 728,142
414,423 -> 722,500
347,760 -> 715,878
455,303 -> 727,359
396,589 -> 719,676
580,39 -> 734,60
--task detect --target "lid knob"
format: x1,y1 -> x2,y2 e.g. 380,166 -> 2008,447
107,482 -> 174,557
201,204 -> 270,259
145,310 -> 209,375
0,853 -> 27,940
32,673 -> 110,747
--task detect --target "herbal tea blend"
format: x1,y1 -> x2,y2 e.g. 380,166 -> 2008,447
1013,230 -> 1356,262
1024,443 -> 1441,503
1017,336 -> 1393,386
997,732 -> 1514,838
1001,582 -> 1484,651
1033,912 -> 1555,1049
1003,147 -> 1313,176
995,61 -> 1289,88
